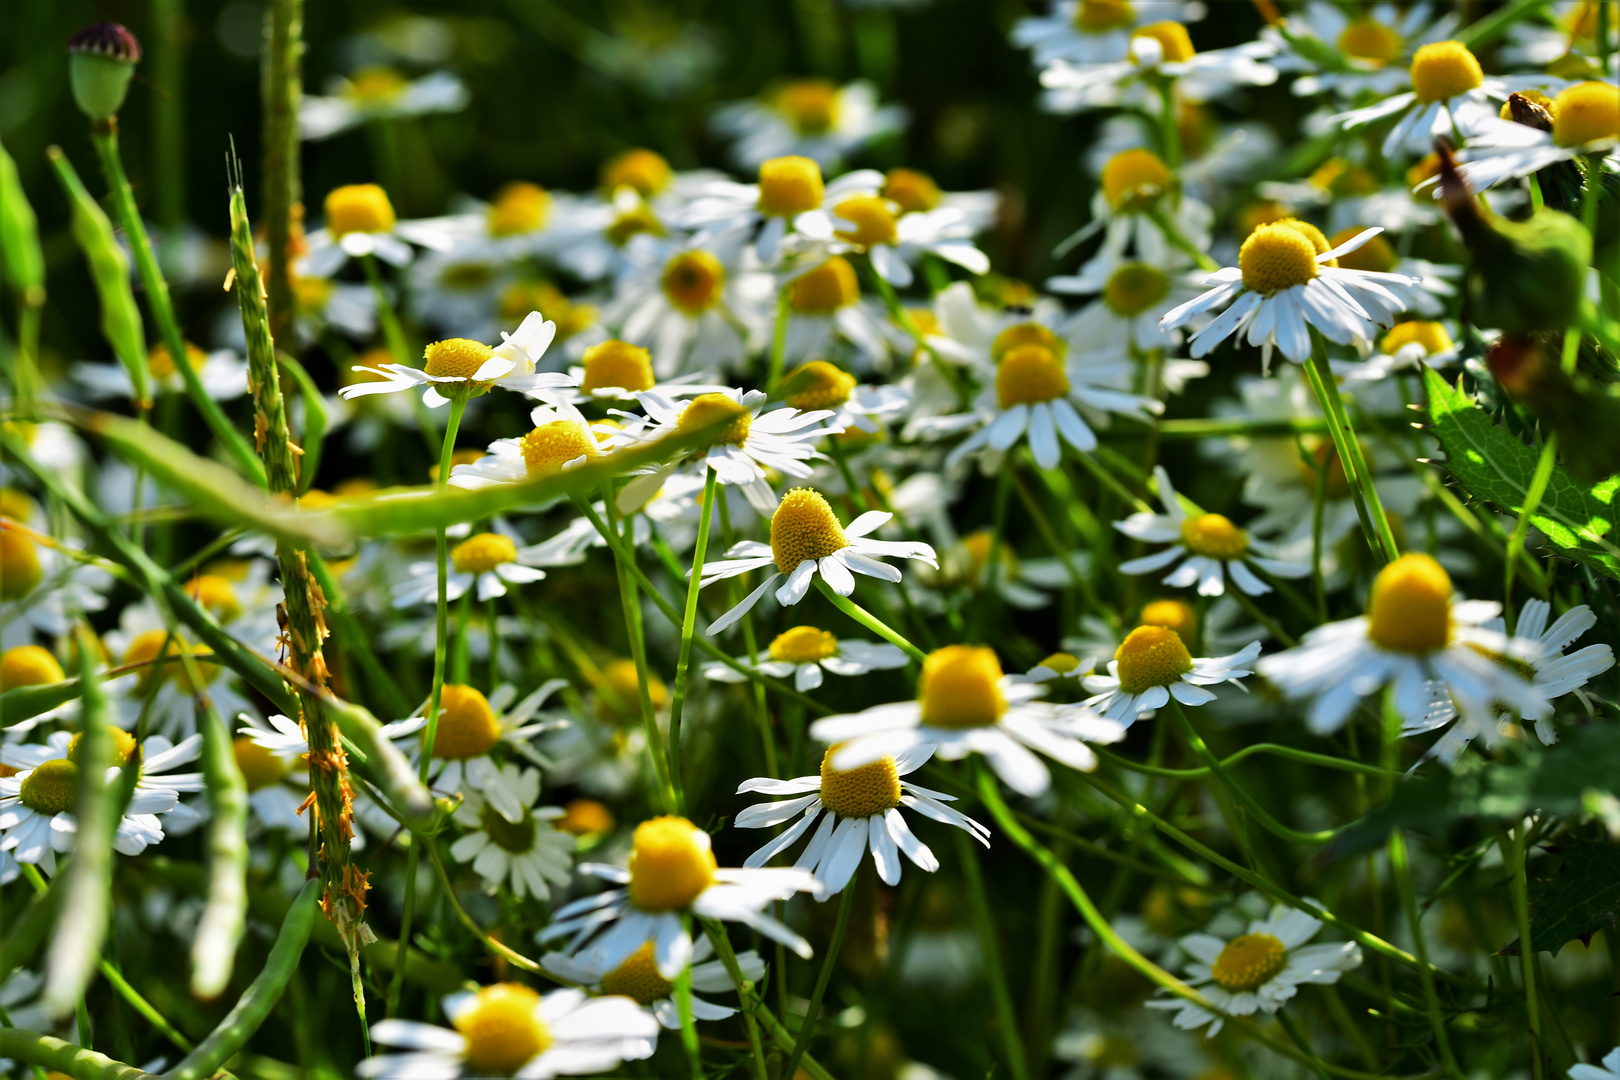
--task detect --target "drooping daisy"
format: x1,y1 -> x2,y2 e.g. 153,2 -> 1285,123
710,78 -> 907,170
1147,904 -> 1361,1035
298,183 -> 459,278
795,191 -> 990,288
338,311 -> 573,407
1159,221 -> 1421,372
705,625 -> 908,692
541,937 -> 764,1031
735,742 -> 988,896
392,531 -> 551,606
1268,1 -> 1459,100
774,257 -> 893,372
1449,82 -> 1620,192
450,762 -> 575,901
1257,553 -> 1553,736
1335,40 -> 1511,158
74,341 -> 249,404
1037,22 -> 1278,116
697,488 -> 937,636
357,983 -> 658,1079
1411,599 -> 1614,762
1063,148 -> 1214,279
1115,467 -> 1310,596
1011,1 -> 1207,71
298,66 -> 468,140
539,815 -> 822,978
1080,625 -> 1261,725
809,645 -> 1128,798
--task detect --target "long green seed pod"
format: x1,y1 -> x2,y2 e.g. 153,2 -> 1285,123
167,879 -> 319,1080
0,681 -> 81,728
46,147 -> 148,409
0,1031 -> 155,1080
0,135 -> 45,418
190,700 -> 248,999
262,0 -> 304,346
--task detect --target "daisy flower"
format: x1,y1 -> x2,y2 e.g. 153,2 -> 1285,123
229,718 -> 311,833
917,528 -> 1083,610
705,625 -> 908,692
697,488 -> 937,635
808,645 -> 1127,798
1159,221 -> 1422,371
298,66 -> 467,140
358,983 -> 658,1079
775,360 -> 908,434
449,762 -> 575,901
447,402 -> 618,492
1501,1 -> 1620,71
103,607 -> 256,741
0,534 -> 112,642
774,257 -> 893,372
1062,148 -> 1214,276
1269,1 -> 1459,100
1147,904 -> 1361,1035
0,645 -> 75,733
1011,1 -> 1206,70
795,191 -> 990,288
298,183 -> 459,278
1572,1048 -> 1620,1080
541,936 -> 764,1031
338,311 -> 573,407
1080,625 -> 1261,725
1115,467 -> 1310,596
539,815 -> 822,978
548,339 -> 728,409
1048,251 -> 1214,357
710,78 -> 907,171
1257,553 -> 1553,737
1449,82 -> 1620,192
74,341 -> 249,404
541,660 -> 665,799
1036,22 -> 1278,116
1412,598 -> 1614,762
1340,319 -> 1459,382
735,742 -> 989,895
1335,40 -> 1511,158
392,531 -> 551,606
1066,595 -> 1261,674
675,156 -> 872,263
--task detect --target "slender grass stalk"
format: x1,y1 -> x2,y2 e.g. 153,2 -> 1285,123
1303,346 -> 1398,564
782,880 -> 857,1080
263,0 -> 304,346
1507,822 -> 1544,1079
668,468 -> 720,810
676,914 -> 705,1078
1095,741 -> 1391,780
1391,828 -> 1461,1076
812,579 -> 927,662
766,287 -> 791,393
957,821 -> 1030,1080
1166,699 -> 1332,844
1504,434 -> 1558,620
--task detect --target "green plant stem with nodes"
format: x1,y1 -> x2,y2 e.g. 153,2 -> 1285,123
668,468 -> 721,811
1391,827 -> 1461,1077
782,879 -> 857,1080
813,578 -> 927,662
1303,344 -> 1399,564
0,1030 -> 156,1080
958,812 -> 1030,1080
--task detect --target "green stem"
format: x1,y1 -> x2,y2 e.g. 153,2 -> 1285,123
1304,346 -> 1399,564
813,579 -> 926,663
698,923 -> 768,1080
669,469 -> 721,811
676,915 -> 705,1078
1095,741 -> 1390,780
782,881 -> 857,1080
766,287 -> 791,394
1391,828 -> 1461,1076
957,822 -> 1030,1080
262,0 -> 303,346
1504,434 -> 1557,621
1507,823 -> 1544,1079
0,1030 -> 155,1080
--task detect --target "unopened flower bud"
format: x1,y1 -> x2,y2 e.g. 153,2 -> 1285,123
67,23 -> 141,122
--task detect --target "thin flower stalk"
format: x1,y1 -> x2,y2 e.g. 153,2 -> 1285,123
781,878 -> 857,1080
669,469 -> 721,810
1302,344 -> 1398,564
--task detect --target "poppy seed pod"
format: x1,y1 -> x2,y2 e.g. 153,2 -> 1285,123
67,23 -> 141,122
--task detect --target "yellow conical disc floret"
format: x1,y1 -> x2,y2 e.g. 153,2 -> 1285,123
1552,81 -> 1620,147
601,942 -> 676,1005
431,684 -> 501,760
777,79 -> 840,134
781,360 -> 856,411
1366,553 -> 1452,653
1038,652 -> 1083,675
918,645 -> 1007,728
819,743 -> 902,818
184,574 -> 243,624
1139,598 -> 1196,643
451,533 -> 518,575
1104,263 -> 1171,316
834,195 -> 900,247
661,250 -> 726,315
1276,218 -> 1334,261
67,727 -> 139,767
1131,21 -> 1195,63
996,344 -> 1071,407
677,393 -> 752,448
324,184 -> 395,237
602,149 -> 672,197
790,257 -> 860,314
521,419 -> 601,478
0,488 -> 36,521
557,797 -> 614,837
1338,17 -> 1402,67
991,321 -> 1064,363
346,66 -> 406,102
757,156 -> 825,218
1211,933 -> 1287,992
1239,223 -> 1320,294
1,645 -> 65,691
1,532 -> 42,601
1409,41 -> 1483,103
1101,148 -> 1170,210
769,625 -> 839,664
233,737 -> 287,792
1329,227 -> 1396,273
1180,513 -> 1249,559
486,181 -> 551,236
881,168 -> 942,213
1074,0 -> 1135,32
580,340 -> 655,395
1382,321 -> 1453,357
1113,625 -> 1194,695
19,759 -> 79,815
770,489 -> 851,573
454,983 -> 552,1076
423,338 -> 495,380
628,816 -> 717,911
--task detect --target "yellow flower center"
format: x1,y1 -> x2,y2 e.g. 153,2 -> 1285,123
324,184 -> 395,238
1104,263 -> 1172,316
881,168 -> 942,213
0,532 -> 43,601
1131,21 -> 1196,63
598,658 -> 669,723
67,726 -> 139,767
769,625 -> 839,664
1239,222 -> 1320,294
834,195 -> 900,248
1,645 -> 65,691
1328,227 -> 1396,273
963,529 -> 1021,584
146,341 -> 206,381
991,322 -> 1064,363
487,181 -> 551,236
677,393 -> 753,449
1074,0 -> 1135,32
1114,625 -> 1194,694
789,257 -> 861,314
1101,148 -> 1171,210
1337,17 -> 1403,66
1296,440 -> 1352,499
233,737 -> 287,792
819,743 -> 902,818
1382,320 -> 1453,357
0,488 -> 36,521
1553,81 -> 1620,147
602,149 -> 673,197
770,488 -> 851,573
1139,598 -> 1196,643
1037,652 -> 1083,675
345,66 -> 407,102
776,79 -> 840,134
557,798 -> 614,837
431,684 -> 502,760
451,533 -> 518,575
661,250 -> 726,316
1366,552 -> 1453,653
628,815 -> 717,911
1409,41 -> 1483,104
1211,933 -> 1288,992
606,201 -> 665,247
124,629 -> 216,692
601,942 -> 676,1004
184,574 -> 243,624
520,419 -> 602,478
422,337 -> 495,380
19,759 -> 79,815
996,344 -> 1070,408
781,360 -> 857,411
454,983 -> 552,1076
757,156 -> 825,218
580,339 -> 656,395
918,645 -> 1007,728
1180,512 -> 1249,559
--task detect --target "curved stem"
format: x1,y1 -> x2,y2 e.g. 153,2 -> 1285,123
1095,741 -> 1392,780
0,1030 -> 154,1080
813,579 -> 927,663
782,881 -> 856,1080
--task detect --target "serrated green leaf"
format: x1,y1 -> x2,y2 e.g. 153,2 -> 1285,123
1423,365 -> 1620,578
1500,841 -> 1620,956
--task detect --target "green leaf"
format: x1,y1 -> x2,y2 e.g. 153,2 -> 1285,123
1423,365 -> 1620,578
1500,841 -> 1620,956
0,681 -> 80,728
